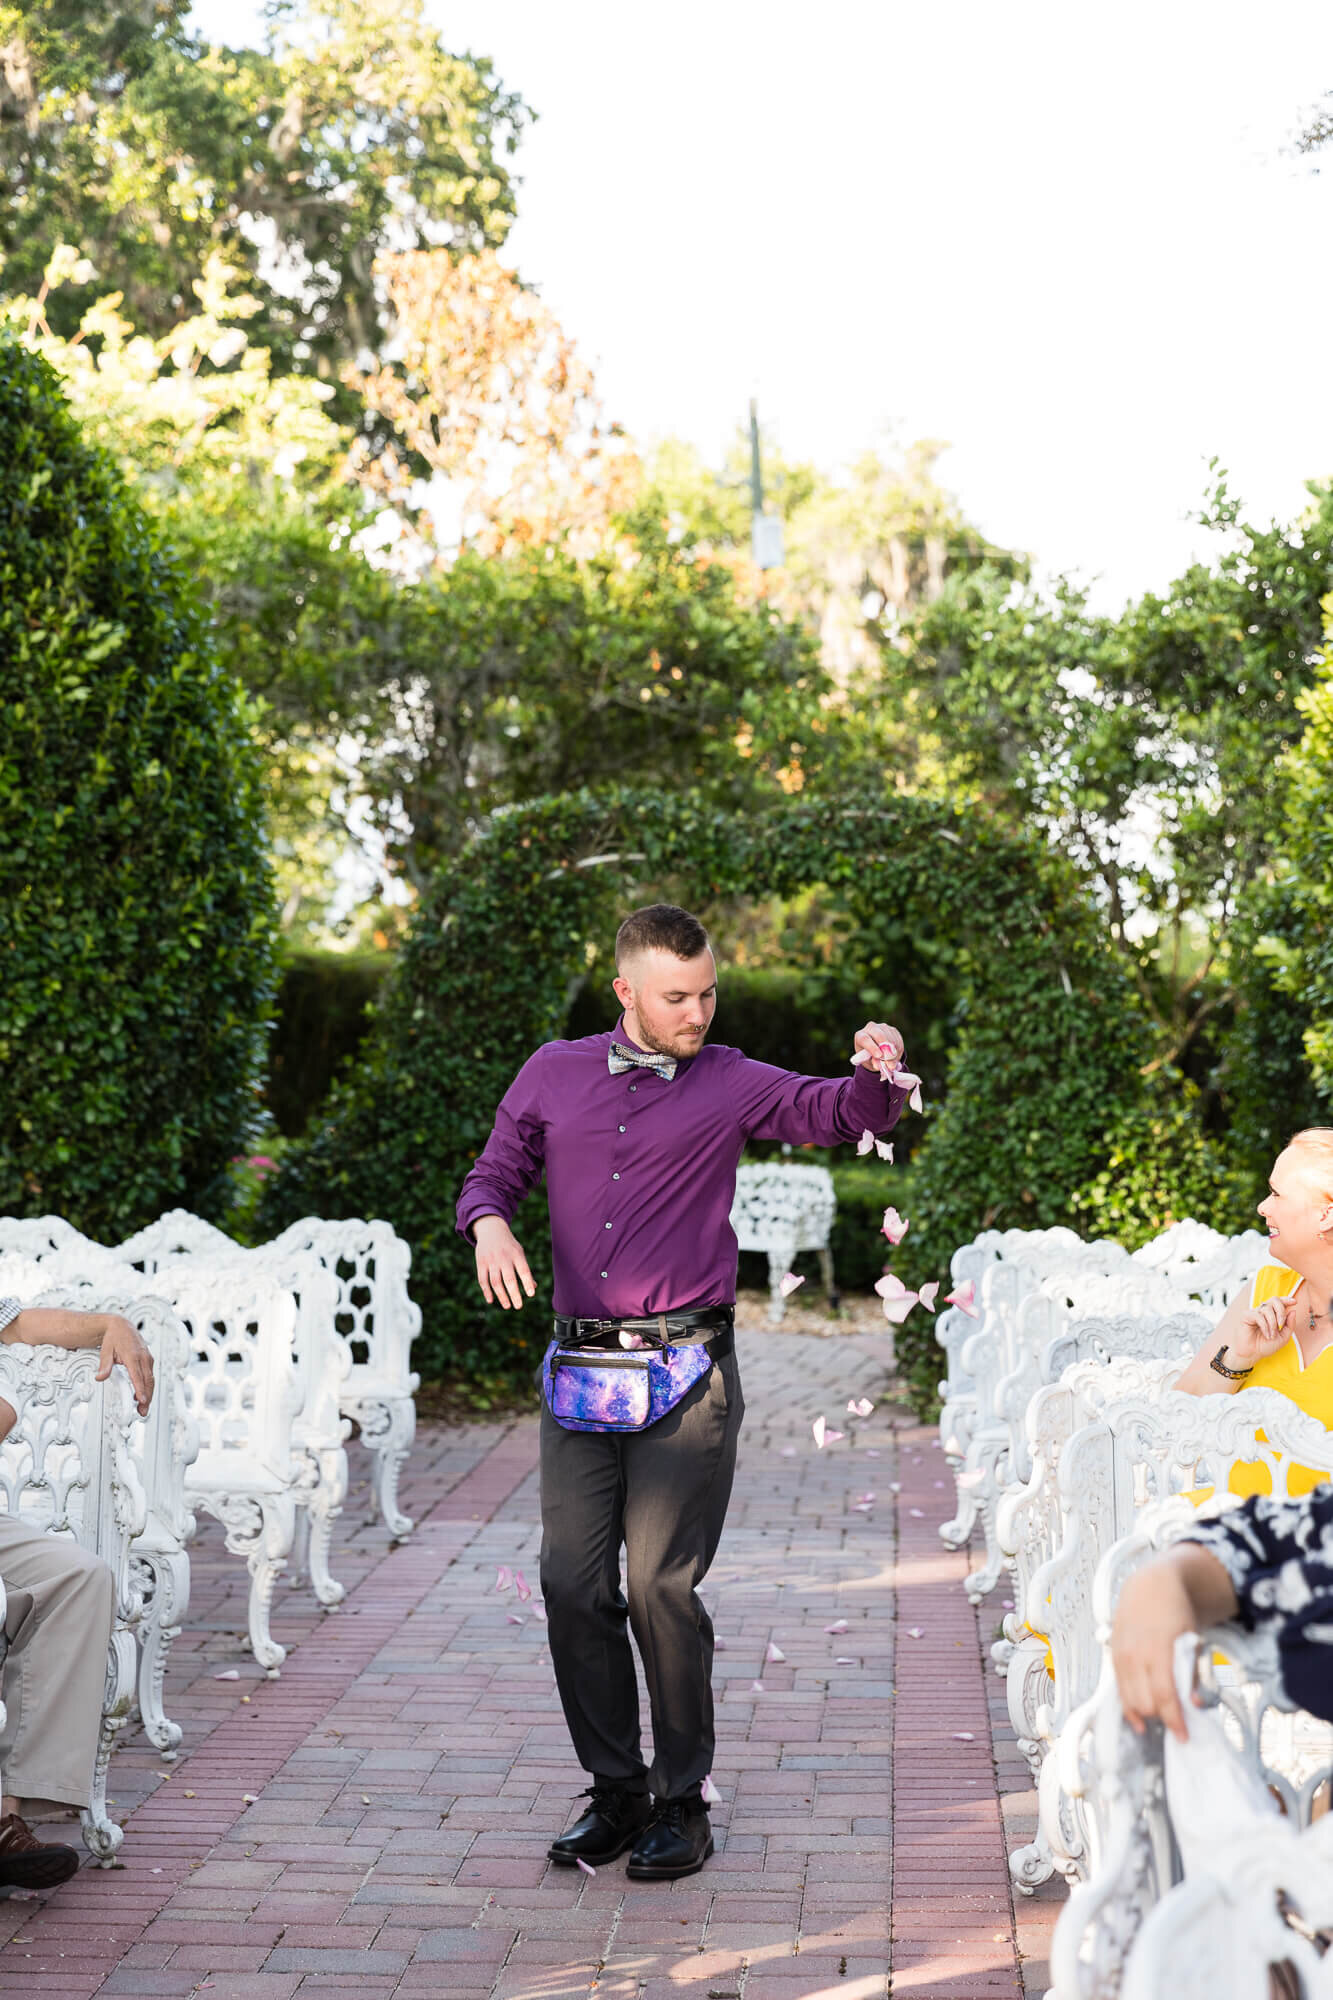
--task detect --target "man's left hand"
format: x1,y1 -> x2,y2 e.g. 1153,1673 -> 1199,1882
97,1319 -> 154,1416
853,1021 -> 906,1078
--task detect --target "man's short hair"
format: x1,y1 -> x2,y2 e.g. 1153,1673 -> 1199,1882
614,903 -> 710,970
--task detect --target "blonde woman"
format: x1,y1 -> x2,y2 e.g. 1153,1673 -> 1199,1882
1174,1128 -> 1333,1497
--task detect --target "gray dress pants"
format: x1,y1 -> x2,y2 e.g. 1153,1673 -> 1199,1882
0,1513 -> 115,1806
539,1343 -> 744,1801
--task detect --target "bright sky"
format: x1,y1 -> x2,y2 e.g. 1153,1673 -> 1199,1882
189,2 -> 1333,610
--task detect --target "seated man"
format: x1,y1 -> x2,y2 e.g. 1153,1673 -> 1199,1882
1113,1484 -> 1333,1742
0,1294 -> 154,1889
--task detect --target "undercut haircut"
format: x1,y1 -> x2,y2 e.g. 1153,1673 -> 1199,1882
614,903 -> 710,971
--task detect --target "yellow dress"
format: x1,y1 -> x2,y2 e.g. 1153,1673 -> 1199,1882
1204,1262 -> 1333,1499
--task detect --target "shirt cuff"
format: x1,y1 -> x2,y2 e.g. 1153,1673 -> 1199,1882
0,1298 -> 20,1337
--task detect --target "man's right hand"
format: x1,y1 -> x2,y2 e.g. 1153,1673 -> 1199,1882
474,1215 -> 536,1310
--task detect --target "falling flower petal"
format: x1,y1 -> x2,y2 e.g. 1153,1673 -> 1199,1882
876,1137 -> 894,1161
780,1272 -> 805,1297
835,1656 -> 856,1664
619,1329 -> 646,1349
495,1566 -> 513,1593
812,1416 -> 826,1448
881,1291 -> 919,1325
1002,1600 -> 1014,1610
751,1679 -> 765,1693
880,1207 -> 910,1246
888,1481 -> 902,1493
823,1427 -> 845,1446
850,1050 -> 873,1066
715,1638 -> 726,1651
858,1491 -> 877,1503
765,1641 -> 786,1664
507,1613 -> 524,1624
918,1282 -> 940,1313
852,1501 -> 874,1512
213,1669 -> 240,1681
533,1601 -> 547,1622
909,1508 -> 926,1518
848,1397 -> 874,1418
857,1128 -> 875,1155
944,1279 -> 980,1318
824,1620 -> 849,1634
515,1571 -> 532,1601
952,1732 -> 975,1741
701,1774 -> 721,1805
577,1857 -> 596,1876
906,1627 -> 925,1639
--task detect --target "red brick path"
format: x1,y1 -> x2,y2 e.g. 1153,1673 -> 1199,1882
0,1331 -> 1062,1999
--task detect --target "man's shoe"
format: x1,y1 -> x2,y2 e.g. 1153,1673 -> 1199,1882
548,1786 -> 652,1867
625,1796 -> 714,1880
0,1814 -> 80,1890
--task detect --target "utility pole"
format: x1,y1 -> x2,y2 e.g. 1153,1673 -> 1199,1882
748,398 -> 784,570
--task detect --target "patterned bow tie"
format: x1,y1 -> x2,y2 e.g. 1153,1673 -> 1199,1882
608,1041 -> 678,1082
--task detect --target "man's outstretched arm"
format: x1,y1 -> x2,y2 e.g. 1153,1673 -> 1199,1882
727,1019 -> 913,1147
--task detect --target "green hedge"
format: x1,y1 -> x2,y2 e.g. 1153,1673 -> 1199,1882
0,340 -> 278,1234
268,951 -> 392,1137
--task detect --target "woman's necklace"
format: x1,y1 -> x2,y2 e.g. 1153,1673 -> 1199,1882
1306,1293 -> 1333,1335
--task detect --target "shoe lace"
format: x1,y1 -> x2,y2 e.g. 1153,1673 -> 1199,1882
583,1785 -> 642,1817
647,1796 -> 693,1832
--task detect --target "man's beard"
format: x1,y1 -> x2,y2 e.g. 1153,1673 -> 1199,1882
637,1017 -> 709,1059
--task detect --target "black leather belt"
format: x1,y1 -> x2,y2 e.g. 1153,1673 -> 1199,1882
552,1305 -> 734,1355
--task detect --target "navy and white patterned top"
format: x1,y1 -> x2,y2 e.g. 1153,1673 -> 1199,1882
0,1298 -> 19,1337
1186,1487 -> 1333,1723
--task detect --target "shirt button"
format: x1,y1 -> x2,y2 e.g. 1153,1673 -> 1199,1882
604,1221 -> 613,1230
612,1172 -> 620,1180
600,1271 -> 608,1280
629,1084 -> 637,1092
618,1124 -> 626,1133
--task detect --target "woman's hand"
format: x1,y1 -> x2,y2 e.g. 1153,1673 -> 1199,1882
1233,1293 -> 1301,1368
1111,1545 -> 1240,1741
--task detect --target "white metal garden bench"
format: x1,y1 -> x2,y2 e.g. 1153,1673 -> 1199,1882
729,1163 -> 837,1322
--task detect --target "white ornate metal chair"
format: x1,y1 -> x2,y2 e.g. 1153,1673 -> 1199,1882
730,1163 -> 837,1322
116,1210 -> 420,1538
0,1328 -> 145,1860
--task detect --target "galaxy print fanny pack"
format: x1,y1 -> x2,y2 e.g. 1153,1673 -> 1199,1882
542,1323 -> 720,1433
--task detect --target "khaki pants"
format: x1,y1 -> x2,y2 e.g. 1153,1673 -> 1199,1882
0,1513 -> 114,1806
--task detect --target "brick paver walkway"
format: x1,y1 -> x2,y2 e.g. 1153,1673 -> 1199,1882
0,1326 -> 1066,1999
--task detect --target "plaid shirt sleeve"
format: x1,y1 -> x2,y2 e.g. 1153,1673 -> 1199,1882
0,1297 -> 20,1337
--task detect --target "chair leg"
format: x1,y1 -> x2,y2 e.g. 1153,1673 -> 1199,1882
348,1395 -> 417,1538
210,1492 -> 295,1674
81,1629 -> 136,1862
306,1448 -> 347,1607
133,1548 -> 188,1757
817,1244 -> 839,1311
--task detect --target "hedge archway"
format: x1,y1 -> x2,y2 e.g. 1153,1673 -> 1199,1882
263,788 -> 1149,1406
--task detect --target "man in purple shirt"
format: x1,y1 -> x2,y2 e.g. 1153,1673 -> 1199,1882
456,904 -> 908,1879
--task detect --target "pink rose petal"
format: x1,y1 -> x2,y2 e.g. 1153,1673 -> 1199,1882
876,1137 -> 894,1161
880,1207 -> 910,1246
714,1637 -> 726,1651
909,1508 -> 925,1518
824,1620 -> 849,1634
751,1679 -> 765,1693
701,1774 -> 721,1805
495,1566 -> 512,1593
533,1601 -> 547,1622
619,1329 -> 646,1349
944,1279 -> 980,1318
858,1492 -> 876,1503
507,1613 -> 524,1624
213,1669 -> 240,1681
881,1291 -> 918,1324
848,1397 -> 874,1418
515,1571 -> 531,1602
888,1481 -> 901,1493
812,1416 -> 826,1448
856,1128 -> 875,1155
835,1655 -> 856,1663
576,1857 -> 596,1876
953,1732 -> 975,1741
780,1272 -> 804,1297
765,1641 -> 785,1664
906,1627 -> 925,1639
918,1281 -> 940,1313
957,1469 -> 984,1489
851,1501 -> 874,1512
850,1049 -> 873,1066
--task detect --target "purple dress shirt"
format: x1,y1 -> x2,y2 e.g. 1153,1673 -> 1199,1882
455,1021 -> 909,1318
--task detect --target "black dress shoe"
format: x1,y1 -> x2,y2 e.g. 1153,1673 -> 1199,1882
548,1786 -> 652,1866
626,1796 -> 714,1880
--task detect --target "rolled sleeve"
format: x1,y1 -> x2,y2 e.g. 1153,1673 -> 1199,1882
1185,1486 -> 1333,1723
0,1297 -> 18,1337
